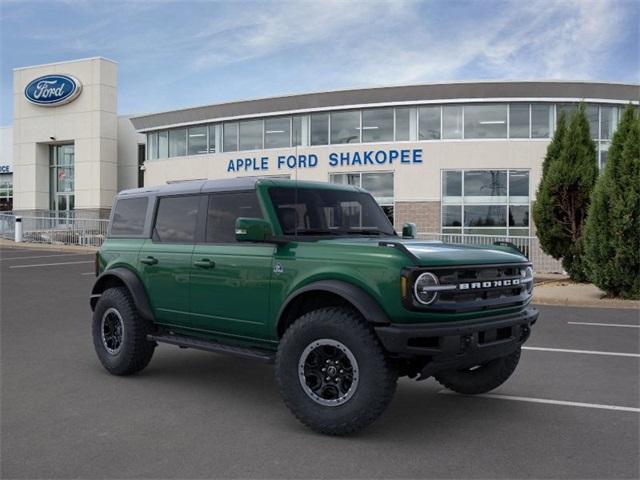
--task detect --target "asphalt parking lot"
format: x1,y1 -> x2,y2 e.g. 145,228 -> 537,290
1,245 -> 638,479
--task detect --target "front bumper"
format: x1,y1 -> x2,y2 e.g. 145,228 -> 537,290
375,307 -> 538,379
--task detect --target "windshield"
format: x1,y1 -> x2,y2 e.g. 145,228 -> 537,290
268,186 -> 396,237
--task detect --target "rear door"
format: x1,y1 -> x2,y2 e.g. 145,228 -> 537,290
190,191 -> 274,339
138,194 -> 202,328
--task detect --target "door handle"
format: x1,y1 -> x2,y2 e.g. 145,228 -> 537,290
193,259 -> 215,269
140,256 -> 158,265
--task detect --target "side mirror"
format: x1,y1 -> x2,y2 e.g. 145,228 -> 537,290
235,217 -> 274,242
402,222 -> 417,239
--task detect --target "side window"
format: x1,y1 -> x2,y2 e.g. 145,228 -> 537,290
206,192 -> 262,243
110,197 -> 148,236
153,195 -> 200,243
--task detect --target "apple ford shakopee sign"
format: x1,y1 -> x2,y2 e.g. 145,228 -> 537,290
24,74 -> 82,106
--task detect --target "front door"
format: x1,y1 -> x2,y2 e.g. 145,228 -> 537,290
139,194 -> 201,328
189,191 -> 274,340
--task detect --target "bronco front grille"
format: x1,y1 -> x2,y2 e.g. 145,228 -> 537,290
405,263 -> 533,313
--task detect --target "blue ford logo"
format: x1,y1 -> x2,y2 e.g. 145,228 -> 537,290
24,74 -> 82,106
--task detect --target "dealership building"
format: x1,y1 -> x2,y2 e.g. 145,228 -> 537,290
5,57 -> 638,236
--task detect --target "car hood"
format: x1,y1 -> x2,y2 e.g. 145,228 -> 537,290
318,237 -> 528,266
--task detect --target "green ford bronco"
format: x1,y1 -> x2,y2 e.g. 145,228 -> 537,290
91,177 -> 537,435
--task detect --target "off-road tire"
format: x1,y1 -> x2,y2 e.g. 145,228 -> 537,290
92,287 -> 155,375
276,307 -> 397,435
434,348 -> 521,394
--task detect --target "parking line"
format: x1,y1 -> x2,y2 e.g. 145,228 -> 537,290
568,321 -> 640,329
9,260 -> 94,269
438,390 -> 640,413
1,253 -> 92,261
81,272 -> 95,275
523,346 -> 640,358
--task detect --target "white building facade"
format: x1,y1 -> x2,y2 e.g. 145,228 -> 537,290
131,81 -> 638,235
5,56 -> 638,235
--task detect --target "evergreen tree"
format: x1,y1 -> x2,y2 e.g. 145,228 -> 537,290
584,106 -> 640,298
532,112 -> 567,259
533,104 -> 598,281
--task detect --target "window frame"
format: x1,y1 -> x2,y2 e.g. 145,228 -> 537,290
151,193 -> 205,244
440,169 -> 531,237
203,190 -> 265,245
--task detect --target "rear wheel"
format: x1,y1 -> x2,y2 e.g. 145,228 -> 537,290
92,287 -> 155,375
434,348 -> 521,394
276,307 -> 397,435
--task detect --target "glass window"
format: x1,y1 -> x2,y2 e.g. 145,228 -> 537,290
187,126 -> 208,155
158,131 -> 168,159
442,171 -> 462,198
464,104 -> 507,139
292,116 -> 303,146
223,122 -> 238,152
600,106 -> 619,140
442,205 -> 462,227
509,104 -> 529,138
206,192 -> 263,243
169,128 -> 187,157
147,132 -> 158,160
362,172 -> 393,203
362,108 -> 393,143
509,206 -> 529,227
208,124 -> 216,153
153,195 -> 200,243
509,170 -> 529,199
110,197 -> 148,236
395,107 -> 411,141
330,173 -> 360,187
557,103 -> 577,120
419,106 -> 441,140
464,205 -> 507,227
330,110 -> 360,144
268,187 -> 394,236
586,104 -> 599,139
464,170 -> 507,201
599,142 -> 610,170
264,117 -> 291,149
310,113 -> 329,145
531,104 -> 552,138
239,120 -> 263,150
442,106 -> 463,139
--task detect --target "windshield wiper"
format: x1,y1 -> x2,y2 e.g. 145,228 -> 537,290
342,228 -> 384,236
294,228 -> 340,236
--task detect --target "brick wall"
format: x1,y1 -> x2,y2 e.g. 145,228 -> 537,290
394,201 -> 441,232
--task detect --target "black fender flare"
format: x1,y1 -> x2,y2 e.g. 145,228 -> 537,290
276,280 -> 390,336
90,267 -> 154,322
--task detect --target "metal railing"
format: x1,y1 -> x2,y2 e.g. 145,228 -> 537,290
0,213 -> 109,247
416,232 -> 564,274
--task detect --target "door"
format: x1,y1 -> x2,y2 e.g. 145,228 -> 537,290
139,194 -> 201,328
190,191 -> 274,339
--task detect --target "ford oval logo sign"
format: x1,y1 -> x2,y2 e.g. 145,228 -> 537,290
24,74 -> 82,106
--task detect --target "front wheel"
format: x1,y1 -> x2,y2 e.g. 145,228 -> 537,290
276,307 -> 397,435
434,348 -> 521,394
92,287 -> 155,376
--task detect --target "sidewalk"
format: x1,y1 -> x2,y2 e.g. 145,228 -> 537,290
533,279 -> 640,310
0,238 -> 97,253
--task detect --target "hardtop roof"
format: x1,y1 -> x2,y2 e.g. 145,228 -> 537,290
116,177 -> 362,198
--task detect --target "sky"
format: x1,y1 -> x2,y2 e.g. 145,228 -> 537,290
0,0 -> 638,126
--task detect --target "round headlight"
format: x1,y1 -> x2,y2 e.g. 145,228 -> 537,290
414,272 -> 440,305
522,266 -> 534,293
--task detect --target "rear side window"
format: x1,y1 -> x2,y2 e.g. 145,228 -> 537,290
206,192 -> 262,243
110,197 -> 148,236
153,195 -> 200,243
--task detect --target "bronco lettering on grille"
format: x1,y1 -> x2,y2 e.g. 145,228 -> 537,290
458,278 -> 521,290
